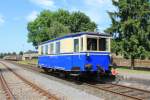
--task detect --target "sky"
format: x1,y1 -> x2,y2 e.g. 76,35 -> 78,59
0,0 -> 115,53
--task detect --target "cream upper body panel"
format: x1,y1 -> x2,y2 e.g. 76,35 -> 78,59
60,38 -> 73,53
38,33 -> 111,55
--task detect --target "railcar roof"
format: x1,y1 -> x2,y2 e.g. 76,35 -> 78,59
39,32 -> 111,45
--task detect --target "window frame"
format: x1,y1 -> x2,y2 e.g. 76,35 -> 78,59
73,37 -> 80,52
55,41 -> 60,54
86,35 -> 110,52
98,38 -> 109,51
40,45 -> 44,55
87,37 -> 98,51
80,37 -> 83,51
49,43 -> 54,54
45,44 -> 48,54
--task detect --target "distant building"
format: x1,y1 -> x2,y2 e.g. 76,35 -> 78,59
3,55 -> 22,61
22,51 -> 38,60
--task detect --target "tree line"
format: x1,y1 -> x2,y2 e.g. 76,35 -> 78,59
0,51 -> 23,58
27,9 -> 97,47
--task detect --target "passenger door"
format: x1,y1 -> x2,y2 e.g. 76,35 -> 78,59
72,37 -> 84,71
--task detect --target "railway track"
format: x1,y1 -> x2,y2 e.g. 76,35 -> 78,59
85,82 -> 150,100
42,70 -> 150,100
6,61 -> 150,100
0,69 -> 15,100
60,76 -> 150,100
0,62 -> 59,100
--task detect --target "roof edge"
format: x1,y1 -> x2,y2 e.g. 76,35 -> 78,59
39,32 -> 111,45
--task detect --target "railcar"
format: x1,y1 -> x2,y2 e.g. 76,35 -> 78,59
38,32 -> 112,77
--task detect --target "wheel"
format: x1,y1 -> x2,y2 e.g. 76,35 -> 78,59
43,68 -> 49,73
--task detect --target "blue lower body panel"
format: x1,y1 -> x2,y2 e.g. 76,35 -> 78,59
38,52 -> 111,72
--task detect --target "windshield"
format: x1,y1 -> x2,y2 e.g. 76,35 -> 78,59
87,37 -> 109,51
87,38 -> 97,51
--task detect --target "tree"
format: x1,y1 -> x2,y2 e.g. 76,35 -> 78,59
12,52 -> 16,55
7,52 -> 12,55
106,0 -> 150,69
19,51 -> 23,55
52,9 -> 70,27
69,11 -> 97,32
47,21 -> 70,38
27,9 -> 97,47
0,53 -> 4,58
27,10 -> 53,47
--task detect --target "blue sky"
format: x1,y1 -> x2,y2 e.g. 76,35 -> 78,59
0,0 -> 115,53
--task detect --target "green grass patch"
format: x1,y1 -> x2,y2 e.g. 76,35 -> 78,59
115,67 -> 150,74
18,59 -> 38,66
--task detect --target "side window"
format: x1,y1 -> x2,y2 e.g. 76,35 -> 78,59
50,43 -> 54,54
106,39 -> 109,51
87,38 -> 97,51
45,45 -> 48,54
74,39 -> 79,52
56,42 -> 60,54
81,37 -> 83,51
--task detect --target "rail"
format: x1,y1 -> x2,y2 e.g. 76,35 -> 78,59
86,83 -> 150,100
6,61 -> 150,100
0,69 -> 15,100
0,62 -> 59,100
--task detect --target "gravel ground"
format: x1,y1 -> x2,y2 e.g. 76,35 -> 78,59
0,63 -> 49,100
115,72 -> 150,91
118,71 -> 150,81
6,60 -> 150,100
117,80 -> 150,91
10,61 -> 150,100
1,61 -> 104,100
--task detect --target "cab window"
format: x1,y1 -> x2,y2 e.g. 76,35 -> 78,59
87,38 -> 97,51
99,38 -> 109,51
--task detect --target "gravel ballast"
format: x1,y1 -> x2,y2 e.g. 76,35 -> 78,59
1,61 -> 104,100
0,63 -> 50,100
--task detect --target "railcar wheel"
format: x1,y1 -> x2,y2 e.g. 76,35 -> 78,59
59,73 -> 65,78
58,71 -> 69,78
43,68 -> 49,73
64,72 -> 69,78
37,65 -> 40,68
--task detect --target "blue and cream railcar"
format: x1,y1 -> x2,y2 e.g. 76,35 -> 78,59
38,32 -> 111,75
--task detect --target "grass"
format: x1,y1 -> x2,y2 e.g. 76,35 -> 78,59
115,67 -> 150,74
17,59 -> 150,74
18,59 -> 38,66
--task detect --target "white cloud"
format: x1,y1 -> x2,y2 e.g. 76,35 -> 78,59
85,0 -> 110,6
0,15 -> 5,25
82,0 -> 115,32
28,0 -> 115,31
26,11 -> 38,22
84,0 -> 115,12
30,0 -> 55,8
